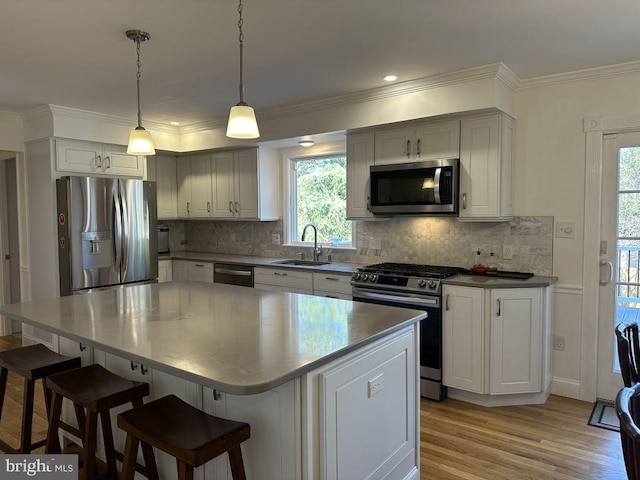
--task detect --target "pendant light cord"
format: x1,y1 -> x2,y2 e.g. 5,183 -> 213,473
135,39 -> 143,128
238,0 -> 245,105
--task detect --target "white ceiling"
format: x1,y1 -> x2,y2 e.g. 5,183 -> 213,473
3,0 -> 640,128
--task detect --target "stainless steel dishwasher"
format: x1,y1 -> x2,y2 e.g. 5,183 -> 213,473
213,263 -> 254,287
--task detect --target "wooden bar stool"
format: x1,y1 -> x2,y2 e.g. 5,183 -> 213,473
0,343 -> 81,453
45,363 -> 157,480
117,394 -> 251,480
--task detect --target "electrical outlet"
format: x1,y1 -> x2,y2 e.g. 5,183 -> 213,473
553,335 -> 565,351
367,373 -> 384,398
503,244 -> 513,260
556,221 -> 576,239
271,234 -> 281,245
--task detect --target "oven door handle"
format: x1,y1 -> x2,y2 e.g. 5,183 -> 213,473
353,289 -> 439,307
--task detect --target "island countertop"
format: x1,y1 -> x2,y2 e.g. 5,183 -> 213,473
0,282 -> 425,395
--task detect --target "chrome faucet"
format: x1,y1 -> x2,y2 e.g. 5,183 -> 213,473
301,223 -> 323,261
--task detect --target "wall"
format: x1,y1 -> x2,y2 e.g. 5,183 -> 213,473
165,216 -> 553,275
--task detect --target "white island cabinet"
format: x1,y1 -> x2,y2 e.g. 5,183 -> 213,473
0,282 -> 422,480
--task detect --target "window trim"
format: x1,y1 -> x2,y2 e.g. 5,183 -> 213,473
280,141 -> 354,249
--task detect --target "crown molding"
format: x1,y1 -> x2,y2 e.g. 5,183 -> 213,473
519,60 -> 640,90
181,63 -> 512,134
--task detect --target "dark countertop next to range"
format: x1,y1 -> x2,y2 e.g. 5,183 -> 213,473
443,274 -> 558,288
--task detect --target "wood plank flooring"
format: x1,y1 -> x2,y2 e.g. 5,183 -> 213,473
0,335 -> 628,479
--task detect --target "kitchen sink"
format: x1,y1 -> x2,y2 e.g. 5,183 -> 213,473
271,259 -> 330,266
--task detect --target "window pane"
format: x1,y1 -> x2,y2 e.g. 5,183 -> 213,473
618,192 -> 640,238
619,147 -> 640,191
295,156 -> 351,245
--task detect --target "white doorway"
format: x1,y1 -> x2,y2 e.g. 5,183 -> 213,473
596,132 -> 640,401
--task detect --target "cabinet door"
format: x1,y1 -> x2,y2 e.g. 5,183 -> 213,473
346,133 -> 375,219
158,259 -> 172,283
312,272 -> 353,297
56,140 -> 102,174
172,260 -> 188,281
414,120 -> 460,161
102,146 -> 144,177
490,288 -> 542,394
155,155 -> 178,219
234,150 -> 259,218
211,152 -> 235,218
186,262 -> 214,283
254,268 -> 313,291
176,157 -> 192,217
190,154 -> 213,217
442,285 -> 484,393
374,127 -> 414,164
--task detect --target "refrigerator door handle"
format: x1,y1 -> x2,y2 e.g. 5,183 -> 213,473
119,180 -> 130,279
113,183 -> 123,277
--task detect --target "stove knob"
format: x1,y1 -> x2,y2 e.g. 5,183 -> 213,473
352,273 -> 361,281
428,280 -> 437,289
418,279 -> 427,288
361,274 -> 369,281
369,274 -> 378,282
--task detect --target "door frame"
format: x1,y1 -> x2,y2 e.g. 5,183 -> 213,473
583,114 -> 640,401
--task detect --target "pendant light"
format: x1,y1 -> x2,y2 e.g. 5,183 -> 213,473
226,0 -> 260,139
126,30 -> 156,155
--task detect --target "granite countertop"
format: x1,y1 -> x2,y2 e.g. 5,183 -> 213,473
164,251 -> 363,275
0,282 -> 424,395
443,274 -> 558,288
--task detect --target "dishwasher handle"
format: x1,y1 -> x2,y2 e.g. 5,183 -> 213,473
214,267 -> 252,277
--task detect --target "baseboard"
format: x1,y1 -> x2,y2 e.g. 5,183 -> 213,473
447,386 -> 550,407
550,376 -> 581,400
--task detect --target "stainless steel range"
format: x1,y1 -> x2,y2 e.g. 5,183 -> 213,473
351,262 -> 465,401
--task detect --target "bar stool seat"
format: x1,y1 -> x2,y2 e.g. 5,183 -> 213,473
45,363 -> 156,480
118,394 -> 250,480
0,343 -> 81,453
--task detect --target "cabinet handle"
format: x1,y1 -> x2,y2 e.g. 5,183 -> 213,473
130,361 -> 139,371
274,272 -> 288,276
416,138 -> 421,157
207,201 -> 211,213
497,299 -> 501,316
187,202 -> 190,213
229,201 -> 234,213
366,196 -> 371,212
445,294 -> 450,311
325,276 -> 339,281
235,201 -> 240,214
406,140 -> 411,158
194,264 -> 205,268
79,343 -> 86,352
96,155 -> 102,168
105,156 -> 111,169
213,389 -> 221,401
140,365 -> 149,375
462,193 -> 467,210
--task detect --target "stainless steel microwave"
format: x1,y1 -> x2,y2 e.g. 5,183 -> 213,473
369,158 -> 459,215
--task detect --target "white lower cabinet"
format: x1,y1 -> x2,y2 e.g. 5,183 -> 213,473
254,267 -> 313,294
172,260 -> 213,283
302,326 -> 418,480
442,284 -> 553,404
158,259 -> 172,283
312,272 -> 352,299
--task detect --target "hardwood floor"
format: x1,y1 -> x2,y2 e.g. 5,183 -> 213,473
0,335 -> 628,479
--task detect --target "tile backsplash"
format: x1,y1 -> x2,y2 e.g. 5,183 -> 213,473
163,216 -> 553,275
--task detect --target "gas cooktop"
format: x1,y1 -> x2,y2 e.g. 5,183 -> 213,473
357,262 -> 465,279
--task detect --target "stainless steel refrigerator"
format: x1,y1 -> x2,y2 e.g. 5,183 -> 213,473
56,176 -> 158,296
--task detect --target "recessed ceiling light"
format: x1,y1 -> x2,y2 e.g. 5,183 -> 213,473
298,138 -> 314,147
170,121 -> 180,126
383,75 -> 398,82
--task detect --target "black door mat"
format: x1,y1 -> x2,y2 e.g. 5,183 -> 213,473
588,400 -> 619,432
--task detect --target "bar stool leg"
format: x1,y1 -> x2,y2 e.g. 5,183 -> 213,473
121,433 -> 141,480
228,446 -> 247,480
20,378 -> 35,453
0,367 -> 8,423
99,411 -> 118,480
41,378 -> 52,419
177,461 -> 194,480
81,410 -> 98,480
45,392 -> 64,453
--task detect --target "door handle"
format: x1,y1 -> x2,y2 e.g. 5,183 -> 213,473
235,201 -> 240,214
600,258 -> 614,286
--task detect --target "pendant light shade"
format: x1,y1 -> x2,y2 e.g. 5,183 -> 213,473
226,0 -> 260,139
126,30 -> 156,155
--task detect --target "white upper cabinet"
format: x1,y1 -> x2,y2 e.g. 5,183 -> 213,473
459,113 -> 514,221
346,132 -> 375,220
56,139 -> 144,177
189,153 -> 214,218
176,157 -> 192,217
374,120 -> 460,165
153,155 -> 178,219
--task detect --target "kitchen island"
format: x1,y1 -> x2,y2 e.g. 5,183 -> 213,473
0,281 -> 424,480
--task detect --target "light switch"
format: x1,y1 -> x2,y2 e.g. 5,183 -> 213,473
556,222 -> 576,239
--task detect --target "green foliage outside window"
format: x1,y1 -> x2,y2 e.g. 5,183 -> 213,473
295,156 -> 352,245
